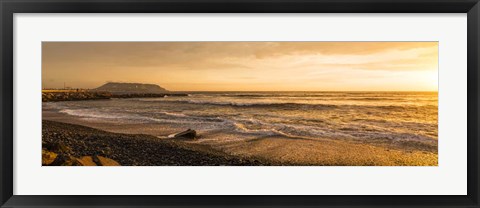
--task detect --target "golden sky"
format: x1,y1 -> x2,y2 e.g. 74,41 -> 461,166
42,42 -> 438,91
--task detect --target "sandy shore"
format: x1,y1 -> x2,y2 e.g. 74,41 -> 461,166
43,107 -> 438,166
43,120 -> 270,166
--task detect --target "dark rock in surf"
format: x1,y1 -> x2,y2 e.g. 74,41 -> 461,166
172,129 -> 197,139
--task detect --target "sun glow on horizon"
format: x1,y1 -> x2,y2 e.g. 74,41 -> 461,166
42,42 -> 438,91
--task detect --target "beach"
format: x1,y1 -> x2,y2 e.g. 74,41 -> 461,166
42,91 -> 438,166
41,42 -> 439,166
42,116 -> 438,166
42,120 -> 268,166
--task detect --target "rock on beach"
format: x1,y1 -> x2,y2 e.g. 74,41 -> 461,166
42,120 -> 268,166
169,129 -> 197,139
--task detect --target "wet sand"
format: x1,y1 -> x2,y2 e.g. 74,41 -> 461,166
43,109 -> 438,166
43,120 -> 268,166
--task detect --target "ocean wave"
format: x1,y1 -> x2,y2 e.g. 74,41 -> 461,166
200,92 -> 437,98
224,117 -> 350,140
158,111 -> 188,117
57,106 -> 437,145
214,95 -> 437,103
222,117 -> 437,144
138,99 -> 437,111
220,94 -> 407,101
59,109 -> 129,119
156,100 -> 339,109
59,108 -> 227,126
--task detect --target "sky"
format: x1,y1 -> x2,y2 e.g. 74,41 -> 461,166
42,42 -> 438,91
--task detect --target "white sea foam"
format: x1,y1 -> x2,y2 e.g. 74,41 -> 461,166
46,91 -> 438,147
159,111 -> 188,117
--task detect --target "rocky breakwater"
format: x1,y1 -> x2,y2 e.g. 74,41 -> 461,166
43,83 -> 189,102
42,91 -> 112,102
42,91 -> 189,102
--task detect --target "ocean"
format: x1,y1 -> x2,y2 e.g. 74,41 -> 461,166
43,91 -> 438,151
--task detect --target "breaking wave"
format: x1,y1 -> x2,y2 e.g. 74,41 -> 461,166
45,91 -> 438,147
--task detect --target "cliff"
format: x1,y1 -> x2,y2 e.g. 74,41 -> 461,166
93,82 -> 168,94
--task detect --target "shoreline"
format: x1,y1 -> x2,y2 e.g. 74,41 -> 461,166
42,117 -> 438,166
42,120 -> 272,166
42,98 -> 438,166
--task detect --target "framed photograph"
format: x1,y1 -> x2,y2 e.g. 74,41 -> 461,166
1,0 -> 479,207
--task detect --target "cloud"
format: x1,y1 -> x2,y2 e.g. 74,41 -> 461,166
43,42 -> 437,67
42,42 -> 438,90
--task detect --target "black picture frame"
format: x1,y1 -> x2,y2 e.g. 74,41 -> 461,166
1,0 -> 479,207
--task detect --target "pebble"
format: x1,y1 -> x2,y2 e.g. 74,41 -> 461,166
42,120 -> 269,166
